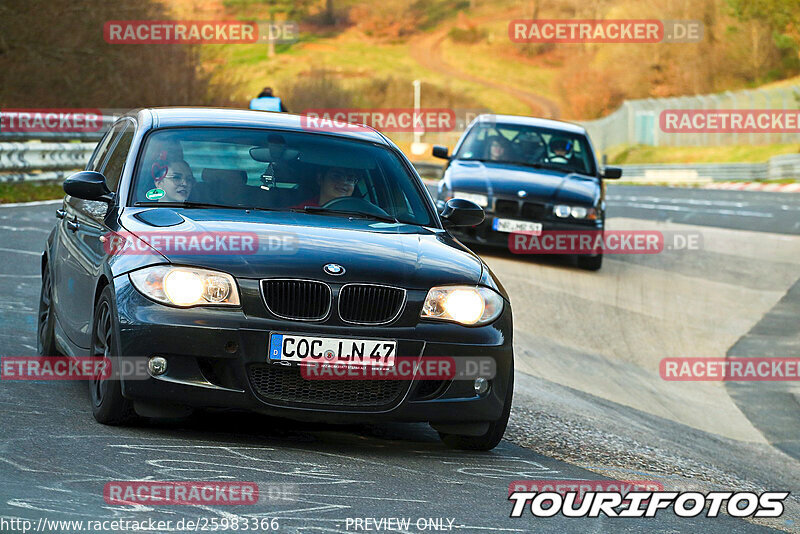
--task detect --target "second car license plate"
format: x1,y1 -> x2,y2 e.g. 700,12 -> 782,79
269,333 -> 396,367
493,218 -> 543,235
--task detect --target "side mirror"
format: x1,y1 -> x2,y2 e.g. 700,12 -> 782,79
440,198 -> 484,228
602,167 -> 622,179
63,171 -> 114,203
432,145 -> 450,160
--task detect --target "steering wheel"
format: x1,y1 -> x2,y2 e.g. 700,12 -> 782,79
546,155 -> 569,164
320,196 -> 392,218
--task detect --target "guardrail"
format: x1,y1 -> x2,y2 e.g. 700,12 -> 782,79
0,142 -> 95,183
0,141 -> 797,185
0,112 -> 116,142
413,156 -> 800,183
617,154 -> 800,183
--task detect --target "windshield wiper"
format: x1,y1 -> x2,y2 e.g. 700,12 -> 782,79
134,201 -> 251,210
459,158 -> 567,172
292,206 -> 399,224
134,201 -> 289,212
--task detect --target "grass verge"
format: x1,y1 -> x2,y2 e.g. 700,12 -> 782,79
0,181 -> 64,204
607,144 -> 800,164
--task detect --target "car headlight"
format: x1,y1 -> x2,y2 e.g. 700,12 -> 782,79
553,204 -> 596,219
453,191 -> 489,208
129,266 -> 240,308
420,285 -> 504,326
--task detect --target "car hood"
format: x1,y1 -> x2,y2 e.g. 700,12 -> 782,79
446,160 -> 600,205
118,208 -> 483,289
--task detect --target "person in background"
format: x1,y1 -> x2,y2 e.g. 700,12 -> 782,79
250,87 -> 288,112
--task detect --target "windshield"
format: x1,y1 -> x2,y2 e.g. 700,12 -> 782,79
131,128 -> 435,226
454,123 -> 596,176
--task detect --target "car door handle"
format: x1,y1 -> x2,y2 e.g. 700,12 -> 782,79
66,219 -> 80,232
56,209 -> 66,219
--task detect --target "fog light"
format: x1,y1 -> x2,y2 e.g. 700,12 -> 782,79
474,377 -> 489,395
148,356 -> 167,376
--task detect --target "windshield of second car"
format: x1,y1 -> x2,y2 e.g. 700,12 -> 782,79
454,123 -> 596,176
131,127 -> 434,226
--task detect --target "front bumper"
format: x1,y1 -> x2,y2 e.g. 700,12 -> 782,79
451,212 -> 604,249
113,276 -> 513,424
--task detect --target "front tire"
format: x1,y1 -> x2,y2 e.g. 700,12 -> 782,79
89,286 -> 135,425
37,263 -> 58,356
577,253 -> 603,271
438,364 -> 514,451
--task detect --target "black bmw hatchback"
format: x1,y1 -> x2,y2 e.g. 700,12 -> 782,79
433,114 -> 622,270
38,108 -> 514,450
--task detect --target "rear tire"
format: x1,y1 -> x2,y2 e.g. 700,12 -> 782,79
89,286 -> 135,425
438,364 -> 514,451
577,253 -> 603,271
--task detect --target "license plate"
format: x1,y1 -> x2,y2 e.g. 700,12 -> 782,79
268,333 -> 396,367
493,218 -> 543,235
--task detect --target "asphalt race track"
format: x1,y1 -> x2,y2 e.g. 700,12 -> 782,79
1,186 -> 799,533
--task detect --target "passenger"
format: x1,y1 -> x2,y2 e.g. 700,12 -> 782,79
486,136 -> 511,162
153,160 -> 194,203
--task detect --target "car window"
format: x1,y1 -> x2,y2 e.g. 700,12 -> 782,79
100,122 -> 134,192
131,128 -> 434,226
87,123 -> 123,172
455,123 -> 596,176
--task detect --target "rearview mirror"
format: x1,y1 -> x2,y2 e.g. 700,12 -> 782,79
432,145 -> 450,160
602,167 -> 622,179
63,171 -> 114,203
440,198 -> 484,228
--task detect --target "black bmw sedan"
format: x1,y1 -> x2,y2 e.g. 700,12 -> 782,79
38,108 -> 513,450
433,114 -> 622,270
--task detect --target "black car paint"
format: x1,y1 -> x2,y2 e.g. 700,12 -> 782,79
43,108 -> 513,428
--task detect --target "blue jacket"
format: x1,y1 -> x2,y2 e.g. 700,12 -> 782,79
250,96 -> 284,112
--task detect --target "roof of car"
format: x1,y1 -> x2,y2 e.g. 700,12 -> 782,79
132,107 -> 390,145
474,114 -> 587,134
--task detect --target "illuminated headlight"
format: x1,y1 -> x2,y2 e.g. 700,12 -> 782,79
129,266 -> 240,308
454,192 -> 489,208
554,204 -> 571,218
553,205 -> 596,219
420,285 -> 504,326
571,206 -> 588,218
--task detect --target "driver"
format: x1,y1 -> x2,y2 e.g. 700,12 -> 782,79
549,136 -> 574,160
292,166 -> 358,208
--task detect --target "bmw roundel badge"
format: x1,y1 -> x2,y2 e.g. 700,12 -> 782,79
323,263 -> 345,276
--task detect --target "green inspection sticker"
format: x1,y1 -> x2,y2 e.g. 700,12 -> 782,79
145,188 -> 165,200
